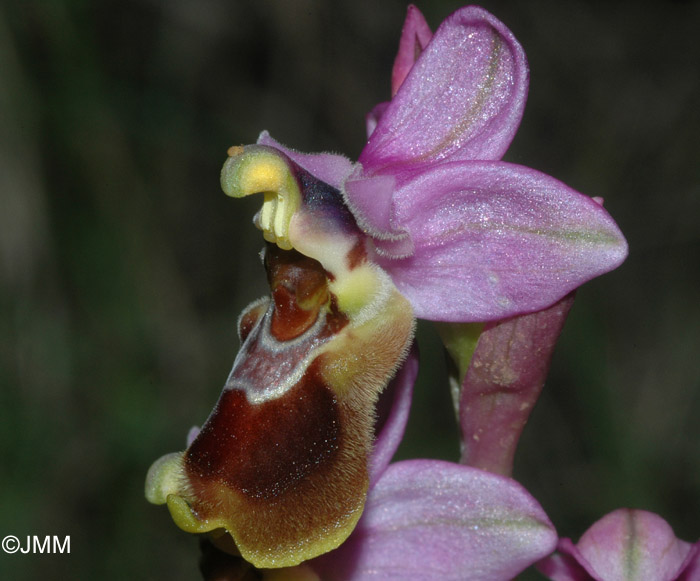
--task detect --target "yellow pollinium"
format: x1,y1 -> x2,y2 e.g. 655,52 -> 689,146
221,145 -> 302,251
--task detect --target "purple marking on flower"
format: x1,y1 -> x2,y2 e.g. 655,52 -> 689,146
536,509 -> 700,581
258,5 -> 626,324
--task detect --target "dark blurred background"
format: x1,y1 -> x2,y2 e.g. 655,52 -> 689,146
1,0 -> 699,578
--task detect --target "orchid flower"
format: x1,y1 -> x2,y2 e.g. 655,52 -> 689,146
259,4 -> 627,323
196,347 -> 558,580
145,145 -> 555,573
146,3 -> 627,573
537,509 -> 700,581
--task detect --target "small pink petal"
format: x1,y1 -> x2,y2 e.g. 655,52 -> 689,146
365,101 -> 390,138
360,6 -> 528,175
536,542 -> 594,581
368,345 -> 418,487
576,510 -> 693,581
679,543 -> 700,580
342,170 -> 400,239
539,511 -> 697,581
311,460 -> 557,580
390,5 -> 433,96
186,426 -> 201,447
342,174 -> 415,259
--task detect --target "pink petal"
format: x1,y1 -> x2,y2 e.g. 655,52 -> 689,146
368,345 -> 418,487
574,510 -> 694,581
341,172 -> 415,258
256,131 -> 353,189
679,544 -> 700,581
186,426 -> 200,447
460,293 -> 576,475
365,101 -> 390,138
360,6 -> 528,176
342,169 -> 401,240
390,5 -> 433,96
311,460 -> 557,580
536,542 -> 595,581
375,161 -> 627,321
539,511 -> 697,581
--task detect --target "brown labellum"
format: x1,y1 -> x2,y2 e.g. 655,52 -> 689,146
172,243 -> 414,567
